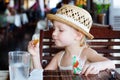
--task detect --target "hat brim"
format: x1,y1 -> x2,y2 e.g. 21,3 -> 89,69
47,14 -> 94,39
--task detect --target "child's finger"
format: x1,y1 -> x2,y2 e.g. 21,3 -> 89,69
89,68 -> 99,74
81,64 -> 89,74
85,66 -> 94,76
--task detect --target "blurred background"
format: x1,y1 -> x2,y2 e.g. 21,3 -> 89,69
0,0 -> 120,70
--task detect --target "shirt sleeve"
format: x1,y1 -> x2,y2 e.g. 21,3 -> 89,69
28,69 -> 44,80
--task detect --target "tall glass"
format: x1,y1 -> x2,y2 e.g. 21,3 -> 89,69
9,51 -> 30,80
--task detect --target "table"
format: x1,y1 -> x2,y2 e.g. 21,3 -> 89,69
43,69 -> 120,80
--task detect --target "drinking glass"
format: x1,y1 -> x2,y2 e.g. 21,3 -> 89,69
9,51 -> 30,80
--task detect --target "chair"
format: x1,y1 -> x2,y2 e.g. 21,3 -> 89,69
39,24 -> 120,68
89,24 -> 120,68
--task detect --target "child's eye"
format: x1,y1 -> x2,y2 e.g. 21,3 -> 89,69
59,29 -> 64,32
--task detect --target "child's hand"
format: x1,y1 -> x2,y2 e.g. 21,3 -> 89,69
81,62 -> 101,76
28,40 -> 39,57
28,40 -> 42,69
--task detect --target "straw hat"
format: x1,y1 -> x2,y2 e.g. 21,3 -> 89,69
47,5 -> 94,39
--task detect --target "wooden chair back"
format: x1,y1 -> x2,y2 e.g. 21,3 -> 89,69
89,24 -> 120,68
39,24 -> 120,68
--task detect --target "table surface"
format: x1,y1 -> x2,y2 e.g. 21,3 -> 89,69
43,69 -> 120,80
6,69 -> 120,80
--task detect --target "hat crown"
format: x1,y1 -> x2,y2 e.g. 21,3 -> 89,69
56,5 -> 93,31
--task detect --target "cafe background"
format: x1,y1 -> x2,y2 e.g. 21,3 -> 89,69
0,0 -> 120,71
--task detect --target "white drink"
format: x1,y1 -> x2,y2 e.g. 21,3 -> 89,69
9,63 -> 29,80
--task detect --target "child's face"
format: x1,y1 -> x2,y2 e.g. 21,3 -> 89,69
52,21 -> 79,47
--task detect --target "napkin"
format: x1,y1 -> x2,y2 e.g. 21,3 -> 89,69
28,69 -> 44,80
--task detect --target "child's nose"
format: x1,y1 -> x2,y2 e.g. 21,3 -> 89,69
52,30 -> 57,36
52,30 -> 58,38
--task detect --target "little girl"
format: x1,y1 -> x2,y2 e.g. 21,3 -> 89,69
28,5 -> 115,76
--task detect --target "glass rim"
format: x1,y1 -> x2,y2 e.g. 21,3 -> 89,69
8,51 -> 30,55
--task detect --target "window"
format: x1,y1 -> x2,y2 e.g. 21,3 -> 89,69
113,0 -> 120,8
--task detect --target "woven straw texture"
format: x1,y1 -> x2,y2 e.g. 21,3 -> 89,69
47,5 -> 93,39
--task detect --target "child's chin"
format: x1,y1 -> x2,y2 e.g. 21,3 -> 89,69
55,44 -> 64,47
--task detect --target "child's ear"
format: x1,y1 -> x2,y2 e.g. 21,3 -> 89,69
76,32 -> 83,41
